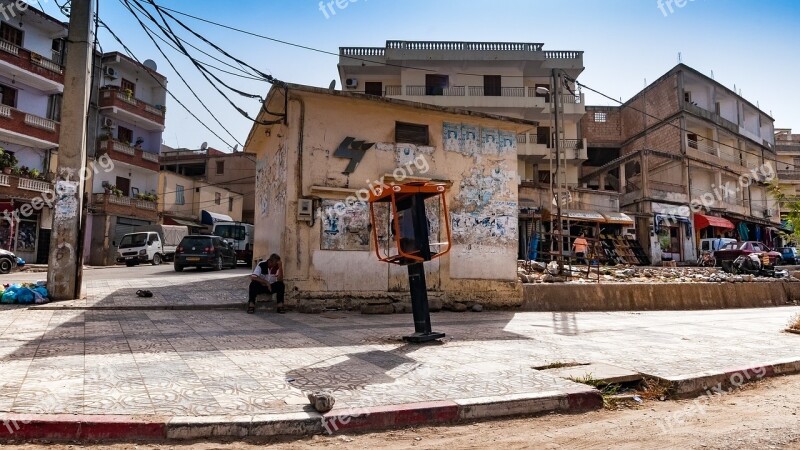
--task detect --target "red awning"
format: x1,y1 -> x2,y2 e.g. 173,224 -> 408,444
694,214 -> 734,230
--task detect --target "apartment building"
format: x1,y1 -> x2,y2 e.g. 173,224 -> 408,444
160,145 -> 256,223
775,128 -> 800,229
338,41 -> 629,260
580,64 -> 780,263
85,52 -> 167,266
0,3 -> 66,263
158,170 -> 244,232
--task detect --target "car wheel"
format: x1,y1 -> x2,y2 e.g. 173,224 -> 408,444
126,261 -> 136,267
152,253 -> 162,266
0,258 -> 12,274
174,265 -> 184,272
213,257 -> 223,271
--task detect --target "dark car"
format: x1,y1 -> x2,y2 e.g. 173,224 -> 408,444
778,247 -> 799,265
174,235 -> 237,272
714,241 -> 782,265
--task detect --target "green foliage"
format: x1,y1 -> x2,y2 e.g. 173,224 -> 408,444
0,147 -> 18,169
769,179 -> 798,241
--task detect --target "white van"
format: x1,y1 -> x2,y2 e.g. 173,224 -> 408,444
699,238 -> 737,254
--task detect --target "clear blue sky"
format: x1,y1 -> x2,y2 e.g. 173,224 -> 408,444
37,0 -> 800,151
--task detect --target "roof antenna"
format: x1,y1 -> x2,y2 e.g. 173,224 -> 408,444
678,52 -> 682,63
710,70 -> 714,80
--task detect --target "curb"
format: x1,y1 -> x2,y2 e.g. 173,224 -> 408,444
29,304 -> 245,311
656,360 -> 800,398
0,390 -> 602,442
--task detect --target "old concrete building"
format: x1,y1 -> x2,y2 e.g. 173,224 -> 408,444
85,52 -> 167,266
157,170 -> 243,232
160,145 -> 256,224
337,41 -> 622,260
245,83 -> 535,306
776,128 -> 800,228
581,64 -> 780,263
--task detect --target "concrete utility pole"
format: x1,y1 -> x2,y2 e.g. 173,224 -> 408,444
48,0 -> 95,301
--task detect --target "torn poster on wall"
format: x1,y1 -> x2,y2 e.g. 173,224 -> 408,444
443,122 -> 517,157
451,161 -> 518,246
320,200 -> 371,251
256,142 -> 288,218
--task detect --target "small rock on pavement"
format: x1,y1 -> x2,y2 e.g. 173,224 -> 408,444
472,304 -> 483,312
308,391 -> 335,413
450,302 -> 468,312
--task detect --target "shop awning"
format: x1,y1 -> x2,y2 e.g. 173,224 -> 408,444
694,214 -> 734,230
169,218 -> 204,228
201,210 -> 233,225
560,210 -> 606,222
602,212 -> 635,225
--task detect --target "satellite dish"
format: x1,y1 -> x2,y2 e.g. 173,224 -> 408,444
143,59 -> 158,72
200,142 -> 208,150
328,79 -> 336,91
233,144 -> 239,152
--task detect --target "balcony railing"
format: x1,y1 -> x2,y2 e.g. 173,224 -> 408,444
24,113 -> 58,132
18,177 -> 52,193
141,151 -> 160,162
340,47 -> 386,57
93,193 -> 158,215
98,139 -> 160,171
688,139 -> 717,156
385,85 -> 402,96
516,134 -> 527,144
778,170 -> 800,180
0,107 -> 60,144
99,87 -> 166,125
0,104 -> 10,119
0,39 -> 64,83
385,41 -> 545,52
112,140 -> 136,156
0,174 -> 8,186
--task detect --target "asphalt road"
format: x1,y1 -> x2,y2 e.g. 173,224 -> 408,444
2,263 -> 254,284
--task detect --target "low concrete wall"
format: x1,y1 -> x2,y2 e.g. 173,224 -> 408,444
523,282 -> 800,312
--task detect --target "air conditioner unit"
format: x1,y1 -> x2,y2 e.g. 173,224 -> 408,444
101,117 -> 114,128
764,209 -> 774,218
345,78 -> 358,89
297,198 -> 314,222
103,66 -> 117,78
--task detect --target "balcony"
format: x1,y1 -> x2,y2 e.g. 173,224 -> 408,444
778,170 -> 800,181
0,173 -> 54,201
516,133 -> 587,161
92,193 -> 158,221
97,138 -> 160,171
0,105 -> 60,149
0,40 -> 64,93
99,87 -> 166,131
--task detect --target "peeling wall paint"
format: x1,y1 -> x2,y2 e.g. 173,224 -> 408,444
256,142 -> 287,218
443,122 -> 517,157
320,200 -> 371,251
54,180 -> 79,220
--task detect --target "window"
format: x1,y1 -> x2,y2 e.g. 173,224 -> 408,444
176,185 -> 185,205
395,122 -> 429,146
715,102 -> 721,115
215,192 -> 221,205
228,197 -> 234,212
117,126 -> 133,144
47,94 -> 62,122
51,38 -> 65,65
115,177 -> 130,197
0,23 -> 23,47
216,160 -> 224,175
0,84 -> 17,108
687,133 -> 698,148
594,112 -> 607,123
538,171 -> 551,184
484,75 -> 502,97
364,82 -> 383,96
120,78 -> 136,97
425,74 -> 449,96
684,92 -> 692,103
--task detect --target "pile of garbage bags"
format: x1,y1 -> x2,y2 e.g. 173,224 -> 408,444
1,281 -> 49,305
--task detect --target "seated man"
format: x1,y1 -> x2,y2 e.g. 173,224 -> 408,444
248,253 -> 285,314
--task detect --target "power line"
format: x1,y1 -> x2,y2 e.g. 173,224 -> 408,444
116,0 -> 243,147
99,18 -> 237,149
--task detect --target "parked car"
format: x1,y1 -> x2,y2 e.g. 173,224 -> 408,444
174,235 -> 237,272
714,241 -> 782,265
116,225 -> 189,266
778,247 -> 799,265
698,237 -> 737,255
0,249 -> 18,274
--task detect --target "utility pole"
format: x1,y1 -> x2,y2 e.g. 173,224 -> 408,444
48,0 -> 95,301
552,68 -> 564,272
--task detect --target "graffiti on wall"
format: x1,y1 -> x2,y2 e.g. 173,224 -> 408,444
451,160 -> 517,247
443,122 -> 517,157
256,142 -> 287,218
321,200 -> 371,251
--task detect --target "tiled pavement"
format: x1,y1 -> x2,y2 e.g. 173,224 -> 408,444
1,299 -> 800,417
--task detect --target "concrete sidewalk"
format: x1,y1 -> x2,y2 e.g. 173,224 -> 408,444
0,295 -> 800,440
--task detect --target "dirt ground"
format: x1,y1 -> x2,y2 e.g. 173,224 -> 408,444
7,373 -> 800,450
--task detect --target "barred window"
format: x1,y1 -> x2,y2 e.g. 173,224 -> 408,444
594,112 -> 607,123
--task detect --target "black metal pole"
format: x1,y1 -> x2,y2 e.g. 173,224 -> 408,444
404,261 -> 444,343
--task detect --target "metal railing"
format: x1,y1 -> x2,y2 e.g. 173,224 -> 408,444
777,170 -> 800,180
560,94 -> 582,104
405,85 -> 466,96
23,113 -> 57,132
688,139 -> 718,156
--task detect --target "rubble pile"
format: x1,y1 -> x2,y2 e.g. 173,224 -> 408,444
518,261 -> 797,284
